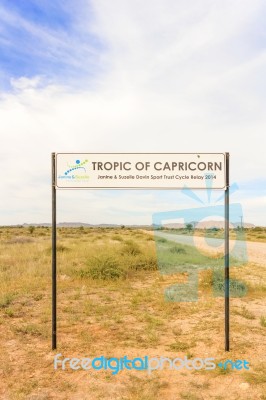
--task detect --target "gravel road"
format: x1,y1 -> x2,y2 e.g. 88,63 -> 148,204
154,232 -> 266,265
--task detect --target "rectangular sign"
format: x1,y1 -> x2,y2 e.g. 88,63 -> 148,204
55,153 -> 226,189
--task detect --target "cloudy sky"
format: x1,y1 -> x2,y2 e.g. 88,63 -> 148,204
0,0 -> 265,226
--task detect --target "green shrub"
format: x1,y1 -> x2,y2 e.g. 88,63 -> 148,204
28,226 -> 35,234
146,236 -> 154,241
0,293 -> 15,308
80,256 -> 126,280
111,235 -> 123,241
169,246 -> 186,254
156,237 -> 167,243
168,341 -> 191,351
121,240 -> 142,256
128,257 -> 158,271
15,324 -> 44,337
213,272 -> 247,297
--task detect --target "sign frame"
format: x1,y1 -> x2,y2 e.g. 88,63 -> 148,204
51,152 -> 230,351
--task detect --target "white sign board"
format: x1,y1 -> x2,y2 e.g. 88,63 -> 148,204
55,153 -> 226,189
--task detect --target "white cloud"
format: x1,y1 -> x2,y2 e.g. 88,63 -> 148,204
0,0 -> 265,224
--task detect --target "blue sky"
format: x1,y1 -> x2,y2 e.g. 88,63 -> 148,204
0,0 -> 265,225
0,0 -> 104,89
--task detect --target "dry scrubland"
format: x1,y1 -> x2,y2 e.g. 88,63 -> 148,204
0,226 -> 265,400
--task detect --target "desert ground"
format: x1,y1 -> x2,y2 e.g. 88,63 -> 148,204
0,226 -> 265,399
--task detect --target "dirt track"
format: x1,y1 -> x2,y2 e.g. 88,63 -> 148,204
244,240 -> 266,265
153,232 -> 266,266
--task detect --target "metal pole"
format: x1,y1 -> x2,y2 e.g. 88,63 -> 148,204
225,152 -> 230,351
52,153 -> 57,350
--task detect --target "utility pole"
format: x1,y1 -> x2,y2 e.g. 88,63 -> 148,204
240,216 -> 243,231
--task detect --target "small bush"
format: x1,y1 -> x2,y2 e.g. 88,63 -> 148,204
33,294 -> 43,301
213,271 -> 247,297
0,265 -> 10,272
121,240 -> 142,256
0,293 -> 15,308
168,341 -> 191,351
129,257 -> 158,271
234,306 -> 255,320
4,308 -> 15,318
156,237 -> 167,243
79,256 -> 126,280
111,235 -> 123,242
57,244 -> 70,252
253,227 -> 263,232
28,226 -> 35,234
146,236 -> 154,241
169,246 -> 186,254
15,324 -> 44,337
260,316 -> 266,327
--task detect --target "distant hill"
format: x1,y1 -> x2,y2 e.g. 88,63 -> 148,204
163,221 -> 255,229
19,222 -> 153,229
4,221 -> 257,229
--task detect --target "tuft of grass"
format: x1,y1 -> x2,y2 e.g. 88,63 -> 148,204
0,264 -> 10,272
167,341 -> 192,351
45,244 -> 70,254
111,235 -> 123,241
215,365 -> 232,375
0,293 -> 15,308
186,352 -> 194,360
79,256 -> 126,280
156,237 -> 167,243
33,293 -> 43,301
4,308 -> 15,317
125,375 -> 168,400
260,315 -> 266,327
209,269 -> 247,297
180,392 -> 201,400
28,226 -> 35,234
146,236 -> 154,241
128,256 -> 158,271
121,240 -> 142,256
234,306 -> 255,320
57,244 -> 70,252
15,324 -> 45,337
190,381 -> 210,389
169,246 -> 186,254
243,364 -> 266,385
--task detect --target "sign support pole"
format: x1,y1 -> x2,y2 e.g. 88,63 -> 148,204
52,153 -> 57,350
225,152 -> 230,351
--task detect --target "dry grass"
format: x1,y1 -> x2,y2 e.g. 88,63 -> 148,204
0,227 -> 265,399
